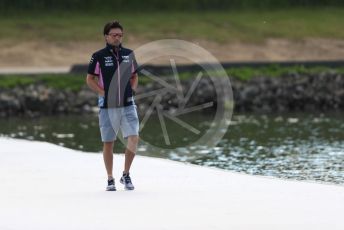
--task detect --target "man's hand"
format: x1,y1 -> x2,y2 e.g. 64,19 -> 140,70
99,89 -> 105,97
86,74 -> 105,96
130,73 -> 138,93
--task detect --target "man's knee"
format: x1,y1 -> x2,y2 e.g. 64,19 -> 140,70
126,135 -> 139,153
103,141 -> 114,152
103,141 -> 114,147
128,135 -> 139,144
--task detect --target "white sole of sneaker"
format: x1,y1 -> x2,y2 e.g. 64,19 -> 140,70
106,185 -> 116,191
120,180 -> 135,190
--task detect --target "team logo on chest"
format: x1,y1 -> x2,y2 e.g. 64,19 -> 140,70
104,56 -> 114,67
122,55 -> 130,63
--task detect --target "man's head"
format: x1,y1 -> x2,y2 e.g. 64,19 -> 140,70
104,20 -> 123,47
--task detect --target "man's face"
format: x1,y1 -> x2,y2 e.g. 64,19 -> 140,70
105,28 -> 123,47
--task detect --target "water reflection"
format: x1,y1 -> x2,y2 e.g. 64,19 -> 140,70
0,112 -> 343,185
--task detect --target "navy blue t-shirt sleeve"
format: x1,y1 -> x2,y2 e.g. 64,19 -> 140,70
87,53 -> 100,76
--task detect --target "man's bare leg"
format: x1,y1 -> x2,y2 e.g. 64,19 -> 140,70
103,141 -> 114,179
124,135 -> 139,173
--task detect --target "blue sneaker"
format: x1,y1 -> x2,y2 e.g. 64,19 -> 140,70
120,173 -> 135,190
106,178 -> 116,191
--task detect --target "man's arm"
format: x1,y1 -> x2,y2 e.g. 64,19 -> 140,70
131,73 -> 138,92
86,74 -> 105,96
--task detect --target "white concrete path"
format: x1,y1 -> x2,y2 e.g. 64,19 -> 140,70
0,138 -> 343,230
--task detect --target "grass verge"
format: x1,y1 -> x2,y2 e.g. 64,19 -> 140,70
0,66 -> 343,90
1,8 -> 343,43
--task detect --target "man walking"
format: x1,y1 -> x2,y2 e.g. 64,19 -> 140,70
86,21 -> 139,191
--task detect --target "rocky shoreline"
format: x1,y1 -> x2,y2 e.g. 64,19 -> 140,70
0,71 -> 343,117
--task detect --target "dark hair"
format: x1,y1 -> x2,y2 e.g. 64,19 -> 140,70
103,20 -> 123,35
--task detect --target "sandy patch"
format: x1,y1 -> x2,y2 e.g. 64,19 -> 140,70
0,38 -> 343,67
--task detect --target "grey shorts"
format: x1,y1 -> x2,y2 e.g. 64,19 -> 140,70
98,105 -> 139,142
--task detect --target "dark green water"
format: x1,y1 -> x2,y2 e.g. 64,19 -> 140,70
0,112 -> 343,185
